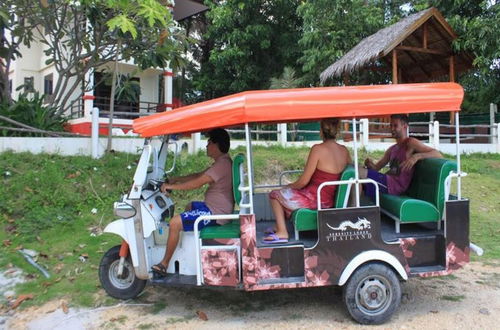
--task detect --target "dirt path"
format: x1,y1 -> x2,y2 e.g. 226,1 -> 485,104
4,262 -> 500,329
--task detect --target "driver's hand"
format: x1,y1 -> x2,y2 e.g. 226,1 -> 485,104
160,183 -> 171,195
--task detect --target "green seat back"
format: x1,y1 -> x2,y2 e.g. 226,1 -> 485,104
405,158 -> 456,218
334,165 -> 355,208
293,164 -> 355,232
232,153 -> 245,206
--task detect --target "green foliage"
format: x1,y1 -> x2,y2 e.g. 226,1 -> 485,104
192,0 -> 302,99
0,93 -> 66,136
297,0 -> 386,86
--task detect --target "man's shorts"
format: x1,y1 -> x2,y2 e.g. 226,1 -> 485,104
180,201 -> 216,231
364,169 -> 389,200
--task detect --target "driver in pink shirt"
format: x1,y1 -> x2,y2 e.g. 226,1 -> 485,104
152,129 -> 234,276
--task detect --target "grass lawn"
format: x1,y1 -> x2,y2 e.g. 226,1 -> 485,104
0,147 -> 499,308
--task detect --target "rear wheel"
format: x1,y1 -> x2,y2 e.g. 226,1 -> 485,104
99,245 -> 147,300
343,263 -> 401,325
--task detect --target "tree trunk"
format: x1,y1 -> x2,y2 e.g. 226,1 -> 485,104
106,41 -> 121,152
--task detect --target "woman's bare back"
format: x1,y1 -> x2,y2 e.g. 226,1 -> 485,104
315,140 -> 351,174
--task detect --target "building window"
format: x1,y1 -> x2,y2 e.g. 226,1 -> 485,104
44,74 -> 53,95
24,76 -> 34,92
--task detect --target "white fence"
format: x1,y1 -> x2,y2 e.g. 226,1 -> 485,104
1,104 -> 499,156
1,120 -> 499,157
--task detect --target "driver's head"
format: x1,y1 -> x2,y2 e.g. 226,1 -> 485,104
207,128 -> 230,154
390,114 -> 409,139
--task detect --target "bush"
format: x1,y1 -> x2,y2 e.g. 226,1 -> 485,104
0,93 -> 66,136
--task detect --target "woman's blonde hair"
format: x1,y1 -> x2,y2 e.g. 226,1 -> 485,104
320,118 -> 340,140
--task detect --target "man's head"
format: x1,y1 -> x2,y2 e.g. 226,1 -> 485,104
390,114 -> 409,140
206,128 -> 230,158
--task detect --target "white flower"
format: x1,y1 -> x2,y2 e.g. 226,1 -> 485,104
91,208 -> 98,214
93,167 -> 98,171
4,171 -> 11,176
127,165 -> 132,170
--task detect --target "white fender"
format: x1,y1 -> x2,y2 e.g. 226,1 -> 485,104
103,218 -> 140,268
140,203 -> 157,239
338,250 -> 408,286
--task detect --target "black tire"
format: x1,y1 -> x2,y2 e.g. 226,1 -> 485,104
99,245 -> 147,300
343,263 -> 401,325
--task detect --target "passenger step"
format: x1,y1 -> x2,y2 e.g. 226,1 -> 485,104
410,265 -> 446,275
150,273 -> 197,287
257,276 -> 305,285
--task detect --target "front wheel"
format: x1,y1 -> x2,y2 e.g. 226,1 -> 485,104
343,263 -> 401,325
99,245 -> 147,300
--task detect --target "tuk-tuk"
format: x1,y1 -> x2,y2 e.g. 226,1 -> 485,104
99,82 -> 474,324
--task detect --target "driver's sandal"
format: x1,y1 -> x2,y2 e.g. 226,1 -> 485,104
151,263 -> 168,276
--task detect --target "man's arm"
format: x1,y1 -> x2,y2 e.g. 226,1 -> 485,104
365,148 -> 391,171
169,170 -> 206,184
161,173 -> 213,192
400,138 -> 442,171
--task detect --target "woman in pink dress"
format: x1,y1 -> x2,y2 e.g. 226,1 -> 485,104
264,118 -> 352,243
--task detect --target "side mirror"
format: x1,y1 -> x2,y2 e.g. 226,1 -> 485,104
113,201 -> 136,219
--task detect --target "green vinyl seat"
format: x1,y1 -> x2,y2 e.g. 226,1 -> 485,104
199,153 -> 245,239
291,165 -> 356,239
379,158 -> 456,233
200,221 -> 240,239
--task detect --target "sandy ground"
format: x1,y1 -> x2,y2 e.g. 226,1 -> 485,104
2,261 -> 500,329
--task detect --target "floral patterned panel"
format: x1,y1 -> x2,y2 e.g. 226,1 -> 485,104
202,248 -> 239,286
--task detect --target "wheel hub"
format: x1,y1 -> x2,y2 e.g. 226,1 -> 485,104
109,259 -> 135,289
356,276 -> 392,315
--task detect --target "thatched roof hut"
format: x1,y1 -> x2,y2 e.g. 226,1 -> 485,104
320,7 -> 474,84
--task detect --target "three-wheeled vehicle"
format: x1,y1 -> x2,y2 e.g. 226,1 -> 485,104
99,82 -> 475,324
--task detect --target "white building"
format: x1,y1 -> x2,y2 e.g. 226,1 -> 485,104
7,0 -> 207,135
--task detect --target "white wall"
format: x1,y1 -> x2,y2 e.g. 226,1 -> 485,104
1,137 -> 498,157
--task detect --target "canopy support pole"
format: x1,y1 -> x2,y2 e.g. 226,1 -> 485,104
455,112 -> 461,199
449,56 -> 455,125
244,124 -> 254,214
352,118 -> 360,207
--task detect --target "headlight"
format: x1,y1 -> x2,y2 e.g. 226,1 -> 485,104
113,202 -> 136,219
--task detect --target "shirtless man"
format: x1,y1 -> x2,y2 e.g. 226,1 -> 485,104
359,114 -> 442,199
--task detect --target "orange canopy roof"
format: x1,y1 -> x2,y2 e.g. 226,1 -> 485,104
133,82 -> 463,137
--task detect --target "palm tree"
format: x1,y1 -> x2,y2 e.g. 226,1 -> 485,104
269,67 -> 301,89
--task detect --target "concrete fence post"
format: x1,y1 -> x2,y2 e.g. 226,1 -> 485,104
360,118 -> 369,147
191,132 -> 202,154
278,123 -> 287,146
429,122 -> 434,146
91,107 -> 100,159
433,121 -> 440,150
491,103 -> 498,144
496,123 -> 500,153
